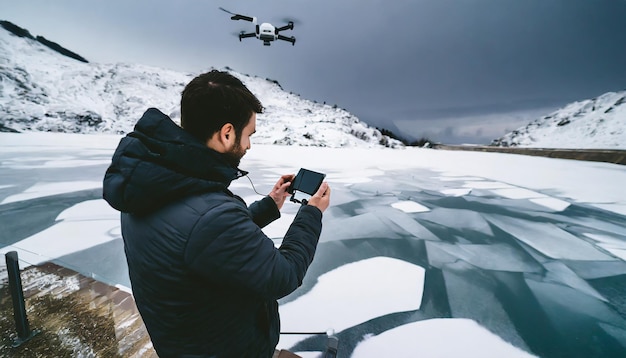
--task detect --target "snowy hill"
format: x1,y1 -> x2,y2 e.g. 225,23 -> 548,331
491,91 -> 626,149
0,21 -> 402,148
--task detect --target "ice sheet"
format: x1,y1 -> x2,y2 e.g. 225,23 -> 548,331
328,169 -> 382,184
56,199 -> 120,221
320,213 -> 403,241
441,262 -> 528,349
7,220 -> 119,265
543,261 -> 607,301
381,209 -> 440,241
437,176 -> 485,181
426,242 -> 540,272
564,260 -> 626,279
6,200 -> 120,264
1,181 -> 102,204
490,188 -> 547,200
7,159 -> 111,169
584,233 -> 626,247
391,200 -> 430,213
591,203 -> 626,217
583,233 -> 626,260
418,208 -> 495,236
263,213 -> 295,240
529,197 -> 571,211
526,279 -> 625,328
464,181 -> 515,189
440,188 -> 472,196
351,319 -> 537,358
278,257 -> 424,349
486,215 -> 614,261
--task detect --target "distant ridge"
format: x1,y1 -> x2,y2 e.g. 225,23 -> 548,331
0,20 -> 88,63
492,90 -> 626,149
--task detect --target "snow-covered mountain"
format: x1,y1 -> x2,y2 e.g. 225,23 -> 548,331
491,91 -> 626,149
0,21 -> 402,148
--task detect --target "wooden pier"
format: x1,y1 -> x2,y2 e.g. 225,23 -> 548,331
0,262 -> 156,357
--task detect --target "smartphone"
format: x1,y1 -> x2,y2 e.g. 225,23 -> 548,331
289,168 -> 326,204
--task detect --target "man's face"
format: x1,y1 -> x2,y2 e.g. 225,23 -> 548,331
224,113 -> 256,167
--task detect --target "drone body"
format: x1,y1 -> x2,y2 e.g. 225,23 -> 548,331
220,7 -> 296,46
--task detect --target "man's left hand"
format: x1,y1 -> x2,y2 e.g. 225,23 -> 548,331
269,174 -> 295,210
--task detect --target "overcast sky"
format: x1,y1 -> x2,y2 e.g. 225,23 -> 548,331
4,0 -> 626,144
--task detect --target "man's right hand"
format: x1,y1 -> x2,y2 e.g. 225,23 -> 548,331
307,182 -> 330,213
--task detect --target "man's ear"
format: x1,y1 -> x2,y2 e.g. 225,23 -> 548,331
206,123 -> 236,152
220,123 -> 236,146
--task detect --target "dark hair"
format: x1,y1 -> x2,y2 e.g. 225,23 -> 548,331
180,70 -> 263,143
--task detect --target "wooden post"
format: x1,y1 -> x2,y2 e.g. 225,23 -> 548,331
5,251 -> 38,346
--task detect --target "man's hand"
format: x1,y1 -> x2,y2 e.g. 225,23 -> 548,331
269,174 -> 295,210
307,182 -> 330,213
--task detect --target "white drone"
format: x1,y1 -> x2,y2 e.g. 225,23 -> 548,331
219,7 -> 296,46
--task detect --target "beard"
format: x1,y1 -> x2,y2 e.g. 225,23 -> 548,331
223,140 -> 246,168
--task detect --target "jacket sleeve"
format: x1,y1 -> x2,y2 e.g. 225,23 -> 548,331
248,196 -> 280,228
184,199 -> 322,300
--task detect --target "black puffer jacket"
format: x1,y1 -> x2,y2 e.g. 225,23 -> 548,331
103,108 -> 322,358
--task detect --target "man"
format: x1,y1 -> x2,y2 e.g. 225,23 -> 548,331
103,70 -> 330,357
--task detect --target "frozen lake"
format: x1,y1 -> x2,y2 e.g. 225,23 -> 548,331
1,132 -> 625,357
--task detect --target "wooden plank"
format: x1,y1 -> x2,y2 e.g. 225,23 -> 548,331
0,262 -> 156,357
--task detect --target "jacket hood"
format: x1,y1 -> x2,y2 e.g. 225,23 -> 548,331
103,108 -> 247,214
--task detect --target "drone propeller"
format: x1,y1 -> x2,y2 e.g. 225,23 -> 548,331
219,7 -> 236,15
279,17 -> 302,26
219,7 -> 254,22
